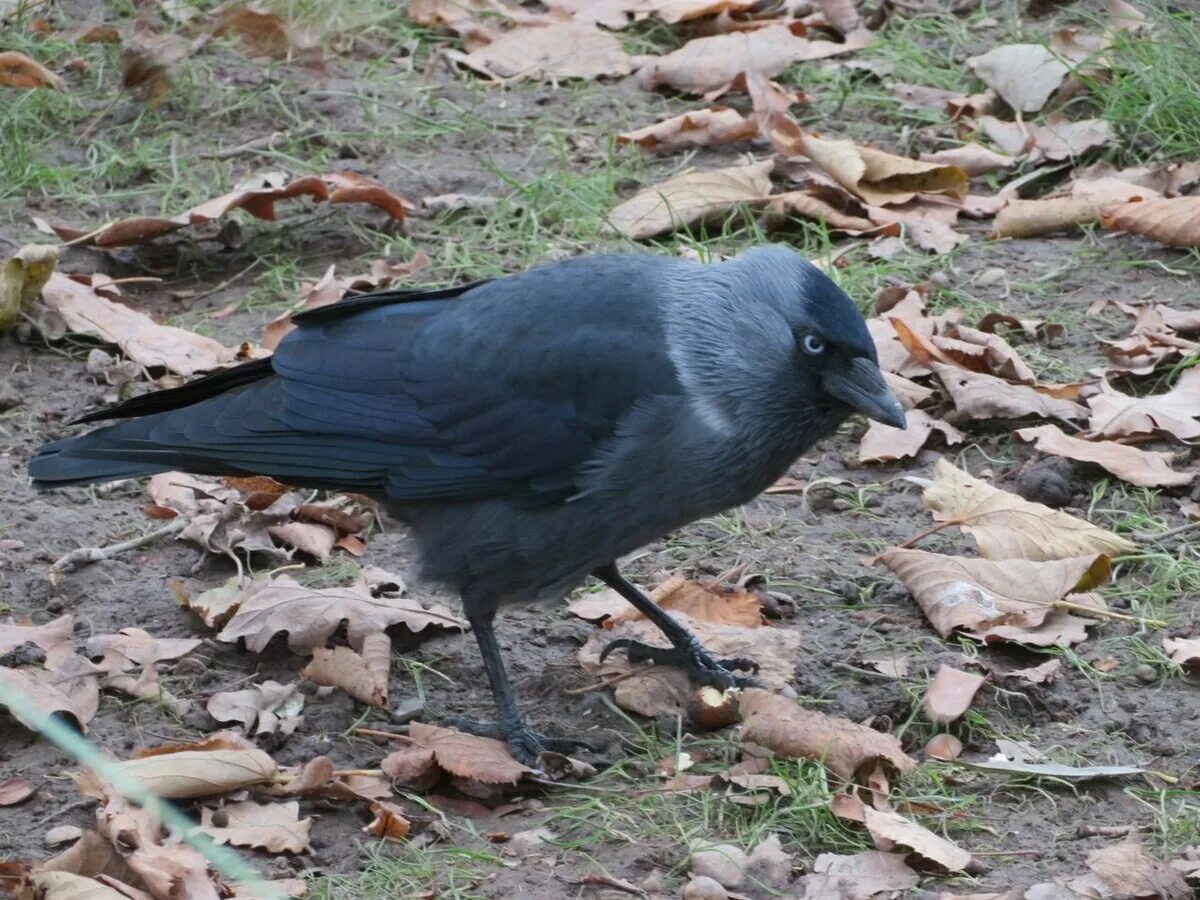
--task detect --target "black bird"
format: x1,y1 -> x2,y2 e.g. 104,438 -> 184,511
30,246 -> 905,763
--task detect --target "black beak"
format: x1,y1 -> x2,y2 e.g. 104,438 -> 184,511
822,357 -> 907,429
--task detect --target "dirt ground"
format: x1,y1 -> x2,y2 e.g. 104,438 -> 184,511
2,1 -> 1199,898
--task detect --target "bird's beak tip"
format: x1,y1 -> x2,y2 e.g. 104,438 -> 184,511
822,359 -> 908,431
872,399 -> 908,430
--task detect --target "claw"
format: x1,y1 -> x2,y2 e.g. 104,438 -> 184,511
597,637 -> 761,690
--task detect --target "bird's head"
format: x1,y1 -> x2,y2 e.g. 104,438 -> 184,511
666,245 -> 906,436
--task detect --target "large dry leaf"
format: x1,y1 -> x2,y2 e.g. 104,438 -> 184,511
596,573 -> 764,628
764,191 -> 883,235
410,722 -> 530,784
923,664 -> 986,724
24,872 -> 132,899
301,633 -> 391,707
617,107 -> 756,152
446,23 -> 632,80
86,628 -> 201,674
922,459 -> 1136,561
0,50 -> 65,90
364,800 -> 412,840
933,364 -> 1088,422
966,44 -> 1068,113
1086,368 -> 1200,441
1100,196 -> 1200,249
83,748 -> 277,799
1073,159 -> 1200,198
862,807 -> 973,873
215,572 -> 465,653
206,680 -> 305,735
877,548 -> 1110,644
0,663 -> 97,732
794,851 -> 919,898
0,243 -> 59,330
1016,424 -> 1194,488
608,161 -> 773,240
980,115 -> 1115,163
38,273 -> 243,376
865,198 -> 969,253
0,614 -> 75,669
992,180 -> 1158,239
1162,637 -> 1200,669
798,134 -> 967,206
636,25 -> 871,97
858,409 -> 963,463
920,143 -> 1018,177
196,800 -> 312,854
738,689 -> 915,782
1083,842 -> 1191,900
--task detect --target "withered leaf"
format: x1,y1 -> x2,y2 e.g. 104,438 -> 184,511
24,872 -> 131,899
197,800 -> 312,854
381,747 -> 438,788
447,23 -> 632,81
919,143 -> 1018,177
858,409 -> 964,463
1101,196 -> 1200,249
0,614 -> 75,669
600,573 -> 764,629
1016,424 -> 1194,488
1,243 -> 59,330
764,191 -> 882,235
86,628 -> 201,674
922,459 -> 1136,561
992,180 -> 1157,239
1083,841 -> 1190,900
364,800 -> 412,840
798,133 -> 967,206
922,665 -> 986,725
738,689 -> 915,782
980,115 -> 1114,163
608,160 -> 773,240
82,748 -> 277,799
0,663 -> 97,732
933,364 -> 1089,422
410,722 -> 530,784
618,107 -> 756,152
1086,368 -> 1200,441
301,632 -> 391,707
862,806 -> 974,873
1162,637 -> 1200,669
795,851 -> 919,898
0,778 -> 34,806
206,680 -> 305,735
966,44 -> 1068,113
0,50 -> 65,90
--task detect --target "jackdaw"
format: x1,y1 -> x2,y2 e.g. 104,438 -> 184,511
30,246 -> 904,763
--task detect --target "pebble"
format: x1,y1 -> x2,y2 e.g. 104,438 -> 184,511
1133,663 -> 1157,684
0,381 -> 21,412
690,843 -> 747,889
682,876 -> 728,900
390,696 -> 425,724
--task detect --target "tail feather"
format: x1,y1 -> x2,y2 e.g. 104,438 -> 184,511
29,430 -> 175,487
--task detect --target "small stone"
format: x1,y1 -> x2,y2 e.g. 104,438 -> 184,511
746,834 -> 793,888
690,843 -> 747,889
0,381 -> 21,413
390,696 -> 425,724
1134,664 -> 1157,684
974,266 -> 1007,287
45,597 -> 64,614
682,875 -> 728,900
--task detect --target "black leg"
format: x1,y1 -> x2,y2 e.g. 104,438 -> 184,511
442,610 -> 595,766
592,563 -> 759,690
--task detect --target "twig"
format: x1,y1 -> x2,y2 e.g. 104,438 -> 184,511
352,727 -> 415,742
562,671 -> 645,695
569,873 -> 647,897
1075,823 -> 1151,838
186,258 -> 261,303
1133,519 -> 1200,544
1051,598 -> 1166,629
48,519 -> 186,583
330,768 -> 384,778
200,127 -> 314,160
31,797 -> 95,830
970,848 -> 1044,857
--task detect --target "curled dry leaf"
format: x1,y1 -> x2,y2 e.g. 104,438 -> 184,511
797,133 -> 968,206
196,800 -> 312,854
1073,159 -> 1200,198
1016,424 -> 1194,488
1162,637 -> 1200,669
919,143 -> 1018,177
447,23 -> 632,81
794,851 -> 920,898
381,746 -> 439,789
609,160 -> 773,240
922,665 -> 986,725
862,806 -> 974,873
1086,368 -> 1200,441
1,243 -> 59,330
0,613 -> 75,669
23,872 -> 131,900
206,680 -> 305,735
866,199 -> 969,254
966,44 -> 1068,113
0,663 -> 96,732
301,632 -> 392,707
86,628 -> 201,674
214,571 -> 466,654
992,180 -> 1158,239
858,409 -> 964,463
763,191 -> 883,235
617,107 -> 756,152
924,734 -> 963,761
1100,196 -> 1200,249
0,778 -> 34,806
0,50 -> 65,90
877,547 -> 1111,645
933,364 -> 1089,422
410,722 -> 530,785
738,689 -> 915,782
82,748 -> 277,799
364,801 -> 412,841
609,573 -> 763,628
922,459 -> 1136,561
1083,841 -> 1191,900
980,115 -> 1115,164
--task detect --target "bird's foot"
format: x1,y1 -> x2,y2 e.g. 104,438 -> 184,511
598,637 -> 760,690
440,716 -> 596,767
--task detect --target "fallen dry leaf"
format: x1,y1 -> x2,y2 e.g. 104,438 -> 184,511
865,198 -> 969,254
877,548 -> 1111,646
447,23 -> 632,81
924,733 -> 963,761
1086,367 -> 1200,441
86,628 -> 201,674
608,160 -> 773,240
1073,159 -> 1200,198
23,872 -> 132,899
618,107 -> 756,152
923,664 -> 986,724
922,459 -> 1136,561
980,115 -> 1115,164
0,778 -> 34,806
212,3 -> 317,59
1001,659 -> 1061,685
196,800 -> 312,854
1,243 -> 59,330
1162,637 -> 1200,670
601,574 -> 764,628
763,191 -> 883,235
0,661 -> 98,732
80,747 -> 277,800
1101,196 -> 1200,249
858,409 -> 964,463
121,19 -> 189,106
364,800 -> 412,840
0,614 -> 75,669
206,680 -> 305,735
992,180 -> 1158,239
862,806 -> 974,873
1082,841 -> 1191,899
215,571 -> 465,654
919,143 -> 1018,177
1016,424 -> 1194,488
933,364 -> 1089,422
797,133 -> 967,206
966,44 -> 1068,113
410,722 -> 530,784
793,850 -> 920,898
0,50 -> 65,90
301,632 -> 391,707
381,746 -> 439,789
738,689 -> 915,782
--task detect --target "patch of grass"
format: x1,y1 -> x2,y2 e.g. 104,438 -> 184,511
311,844 -> 499,900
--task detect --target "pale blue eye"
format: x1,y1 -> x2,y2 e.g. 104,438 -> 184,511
802,334 -> 825,355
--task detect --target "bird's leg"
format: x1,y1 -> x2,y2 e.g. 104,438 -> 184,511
593,563 -> 759,689
442,609 -> 594,766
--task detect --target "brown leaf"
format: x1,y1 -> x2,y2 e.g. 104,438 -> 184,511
122,20 -> 189,106
933,364 -> 1089,422
636,25 -> 871,97
1001,659 -> 1061,684
858,409 -> 964,463
922,459 -> 1136,561
1016,424 -> 1194,488
866,198 -> 968,253
764,191 -> 883,234
212,4 -> 316,58
606,574 -> 763,628
817,0 -> 861,34
798,133 -> 967,206
1084,841 -> 1191,899
0,662 -> 97,732
617,107 -> 756,152
877,548 -> 1111,646
196,800 -> 312,854
0,50 -> 65,90
992,180 -> 1157,239
1086,368 -> 1200,441
738,689 -> 915,781
794,851 -> 920,898
1,243 -> 59,330
980,115 -> 1115,163
301,634 -> 391,707
447,23 -> 632,81
0,613 -> 75,669
206,680 -> 305,735
924,733 -> 963,761
0,778 -> 34,806
410,722 -> 531,784
83,748 -> 277,799
919,143 -> 1018,177
1073,159 -> 1200,198
966,44 -> 1068,113
862,806 -> 974,873
86,628 -> 201,674
608,160 -> 773,240
216,571 -> 463,653
364,801 -> 412,840
34,829 -> 143,887
923,665 -> 986,724
266,521 -> 336,559
381,747 -> 439,789
24,872 -> 132,899
1101,196 -> 1200,249
1162,637 -> 1200,669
